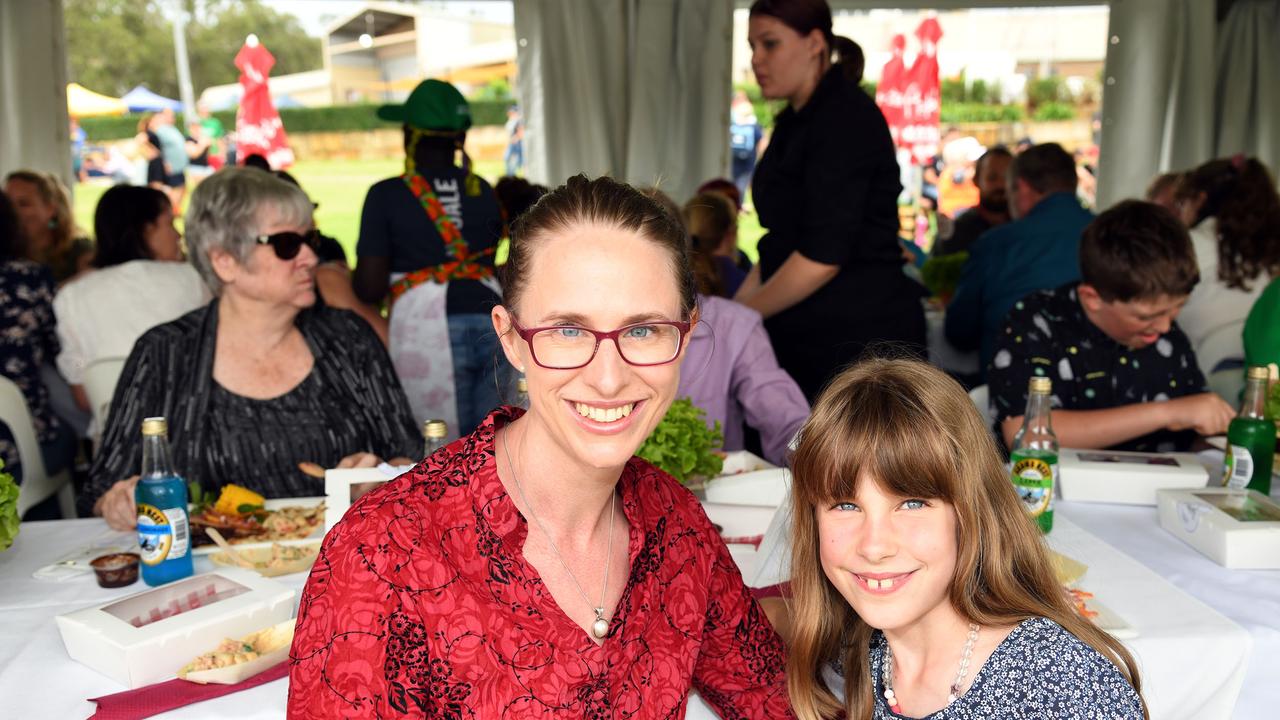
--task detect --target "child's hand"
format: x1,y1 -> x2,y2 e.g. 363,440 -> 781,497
1161,393 -> 1235,436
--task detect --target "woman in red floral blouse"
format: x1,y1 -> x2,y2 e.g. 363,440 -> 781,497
288,174 -> 791,718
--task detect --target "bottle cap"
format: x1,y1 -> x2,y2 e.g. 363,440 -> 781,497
516,376 -> 528,393
141,417 -> 168,436
423,419 -> 448,439
1028,376 -> 1052,394
1246,365 -> 1270,380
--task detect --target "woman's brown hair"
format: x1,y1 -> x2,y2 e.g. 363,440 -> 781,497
682,192 -> 736,297
786,358 -> 1147,720
3,170 -> 76,265
749,0 -> 865,83
1176,156 -> 1280,290
500,174 -> 697,319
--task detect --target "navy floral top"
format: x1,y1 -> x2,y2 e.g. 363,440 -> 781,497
0,260 -> 61,474
869,617 -> 1144,719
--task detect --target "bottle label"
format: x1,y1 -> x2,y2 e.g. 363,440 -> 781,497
1011,454 -> 1056,517
136,504 -> 190,565
1223,445 -> 1254,490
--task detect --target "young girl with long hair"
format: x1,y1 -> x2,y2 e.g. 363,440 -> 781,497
787,358 -> 1146,720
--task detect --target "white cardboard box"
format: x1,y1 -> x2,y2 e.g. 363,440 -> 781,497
324,464 -> 414,532
1157,487 -> 1280,569
1058,448 -> 1209,505
703,451 -> 788,507
55,568 -> 296,688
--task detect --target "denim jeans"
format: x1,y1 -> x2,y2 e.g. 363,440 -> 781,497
448,313 -> 513,435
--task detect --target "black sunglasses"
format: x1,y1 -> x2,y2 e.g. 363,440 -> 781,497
255,230 -> 320,260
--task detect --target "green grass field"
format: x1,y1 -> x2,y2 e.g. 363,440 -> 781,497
72,158 -> 765,264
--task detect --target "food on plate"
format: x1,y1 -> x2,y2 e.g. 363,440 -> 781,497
1065,586 -> 1100,620
188,483 -> 324,547
178,620 -> 296,684
210,542 -> 320,576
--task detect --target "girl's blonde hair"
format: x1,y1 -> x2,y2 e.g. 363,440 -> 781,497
786,358 -> 1147,720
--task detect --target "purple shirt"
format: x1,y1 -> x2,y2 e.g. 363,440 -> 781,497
678,295 -> 809,466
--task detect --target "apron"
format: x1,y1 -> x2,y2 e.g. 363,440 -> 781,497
387,171 -> 497,442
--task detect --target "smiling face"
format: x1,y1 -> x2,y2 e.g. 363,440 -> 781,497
212,203 -> 317,307
817,472 -> 959,634
494,222 -> 691,472
748,14 -> 825,105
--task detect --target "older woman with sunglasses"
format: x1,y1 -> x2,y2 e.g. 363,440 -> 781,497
83,168 -> 420,530
289,175 -> 789,718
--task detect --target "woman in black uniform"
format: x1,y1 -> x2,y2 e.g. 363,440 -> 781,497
738,0 -> 924,401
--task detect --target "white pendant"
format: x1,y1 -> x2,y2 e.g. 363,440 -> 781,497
592,617 -> 609,638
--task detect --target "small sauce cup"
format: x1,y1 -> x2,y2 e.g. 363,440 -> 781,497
90,552 -> 140,588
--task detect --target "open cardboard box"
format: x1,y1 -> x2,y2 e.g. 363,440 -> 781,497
703,451 -> 789,508
55,568 -> 296,688
1157,487 -> 1280,569
1058,449 -> 1209,505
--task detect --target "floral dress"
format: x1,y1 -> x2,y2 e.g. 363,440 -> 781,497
0,260 -> 61,479
288,407 -> 791,719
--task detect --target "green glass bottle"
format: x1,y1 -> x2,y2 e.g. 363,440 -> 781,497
1010,376 -> 1058,533
1222,366 -> 1276,495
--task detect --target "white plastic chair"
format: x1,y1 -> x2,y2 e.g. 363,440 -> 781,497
1195,321 -> 1246,376
0,375 -> 75,518
82,356 -> 127,437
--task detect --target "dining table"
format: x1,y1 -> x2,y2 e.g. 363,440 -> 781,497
1,482 -> 1276,719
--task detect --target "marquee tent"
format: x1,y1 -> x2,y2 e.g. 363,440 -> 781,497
65,83 -> 127,117
2,0 -> 1277,209
121,85 -> 182,113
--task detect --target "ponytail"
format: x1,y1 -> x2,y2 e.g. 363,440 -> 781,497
830,35 -> 865,84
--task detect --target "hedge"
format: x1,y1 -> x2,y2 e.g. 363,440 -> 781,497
80,99 -> 511,142
939,103 -> 1025,123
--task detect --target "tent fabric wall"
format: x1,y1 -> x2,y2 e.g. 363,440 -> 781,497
1214,0 -> 1280,167
1098,0 -> 1280,207
0,0 -> 71,184
1096,0 -> 1215,208
514,0 -> 734,203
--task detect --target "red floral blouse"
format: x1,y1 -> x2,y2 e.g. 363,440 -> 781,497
288,408 -> 791,718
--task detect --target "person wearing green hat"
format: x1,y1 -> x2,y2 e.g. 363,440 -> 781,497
354,79 -> 509,439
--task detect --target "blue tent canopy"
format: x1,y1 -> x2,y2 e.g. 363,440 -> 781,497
122,85 -> 182,112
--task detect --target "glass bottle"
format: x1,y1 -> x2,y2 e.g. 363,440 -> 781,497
1009,376 -> 1058,533
135,417 -> 194,586
514,376 -> 529,410
423,419 -> 448,457
1222,366 -> 1276,495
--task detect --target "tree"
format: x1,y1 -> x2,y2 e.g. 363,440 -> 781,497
64,0 -> 322,99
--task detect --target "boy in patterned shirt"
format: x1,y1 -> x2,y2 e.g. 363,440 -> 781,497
988,200 -> 1235,452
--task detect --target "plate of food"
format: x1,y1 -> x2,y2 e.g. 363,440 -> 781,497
178,619 -> 295,685
1050,550 -> 1137,639
188,484 -> 325,555
209,541 -> 321,577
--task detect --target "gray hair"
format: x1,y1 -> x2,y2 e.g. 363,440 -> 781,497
185,166 -> 313,294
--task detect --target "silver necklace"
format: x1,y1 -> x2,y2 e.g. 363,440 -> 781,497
882,623 -> 979,713
502,429 -> 616,639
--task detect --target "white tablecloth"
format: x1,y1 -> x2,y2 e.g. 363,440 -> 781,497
3,497 -> 1276,719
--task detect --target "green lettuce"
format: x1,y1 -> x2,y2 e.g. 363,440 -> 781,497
0,459 -> 18,551
636,398 -> 724,484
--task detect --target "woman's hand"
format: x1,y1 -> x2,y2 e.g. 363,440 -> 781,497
94,476 -> 141,531
738,251 -> 839,319
336,452 -> 380,469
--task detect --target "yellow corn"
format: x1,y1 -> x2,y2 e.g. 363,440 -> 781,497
213,484 -> 266,516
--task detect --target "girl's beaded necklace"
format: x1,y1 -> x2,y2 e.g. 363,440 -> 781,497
882,623 -> 980,715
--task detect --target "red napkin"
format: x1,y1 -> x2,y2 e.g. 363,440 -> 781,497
88,662 -> 289,720
751,581 -> 790,601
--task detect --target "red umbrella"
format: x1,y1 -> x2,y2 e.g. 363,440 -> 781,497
234,36 -> 294,169
876,34 -> 909,147
902,16 -> 943,166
